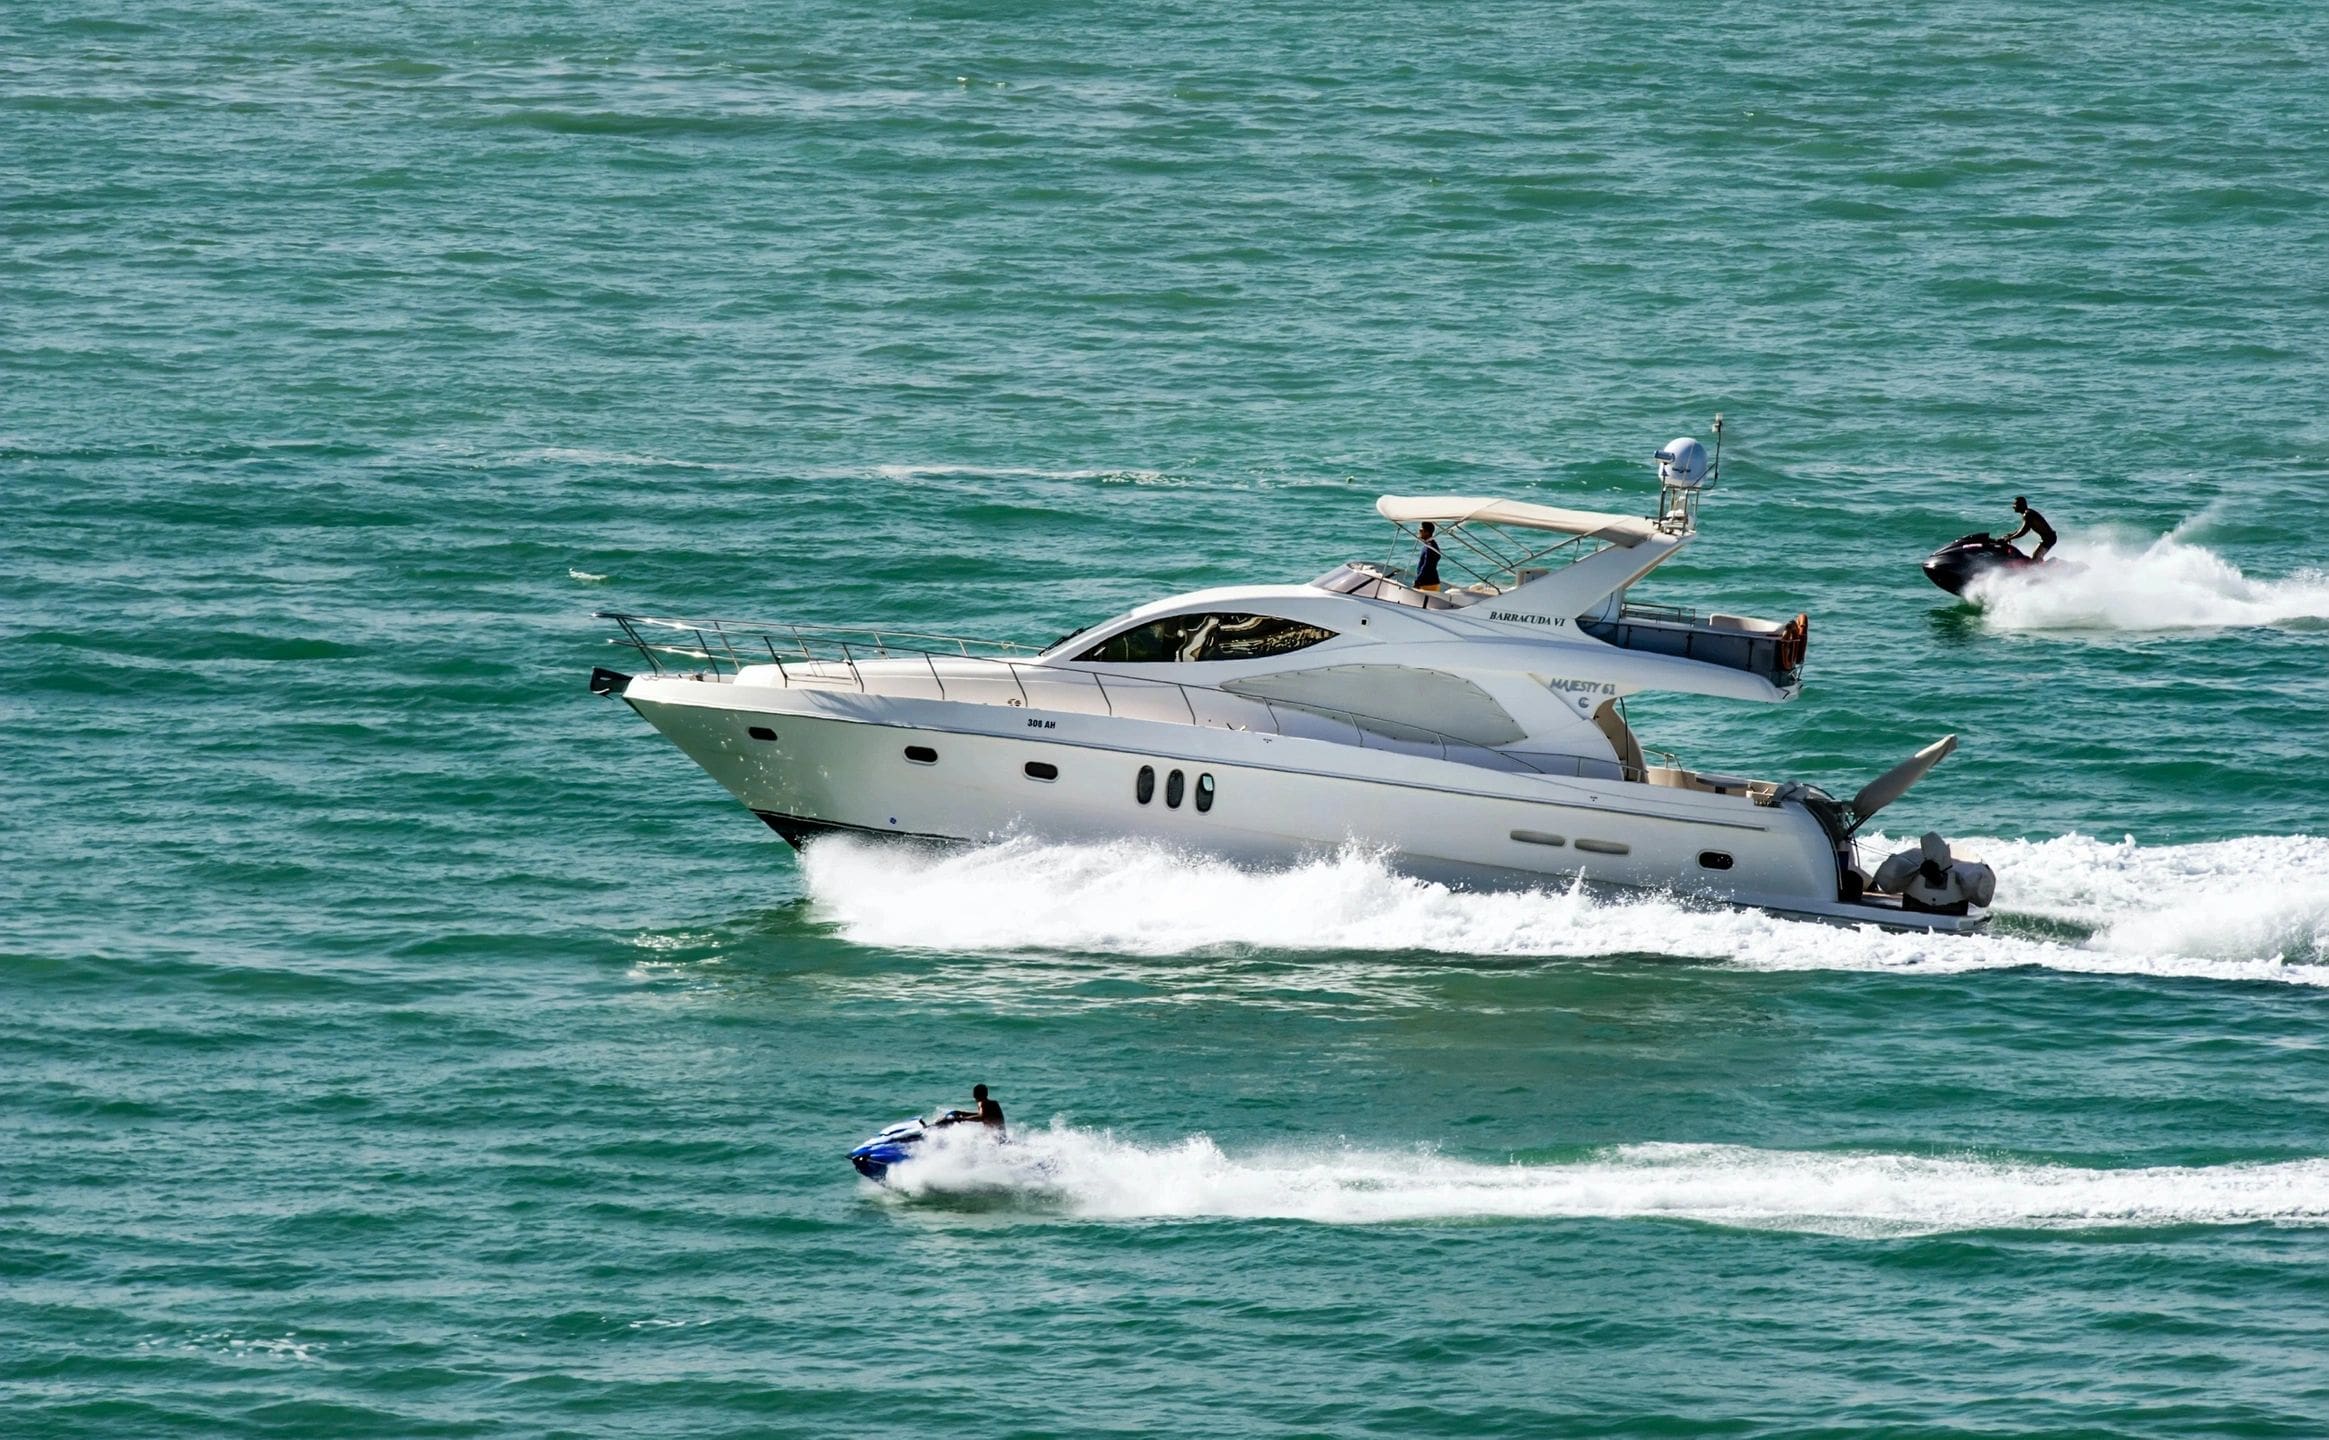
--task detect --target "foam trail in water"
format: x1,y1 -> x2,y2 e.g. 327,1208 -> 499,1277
877,1127 -> 2329,1236
873,463 -> 1180,485
801,834 -> 2329,982
1961,832 -> 2329,966
1966,524 -> 2329,632
805,835 -> 1597,957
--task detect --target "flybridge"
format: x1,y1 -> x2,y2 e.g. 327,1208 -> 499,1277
1365,422 -> 1724,600
1339,423 -> 1809,690
1308,495 -> 1668,618
1373,494 -> 1660,547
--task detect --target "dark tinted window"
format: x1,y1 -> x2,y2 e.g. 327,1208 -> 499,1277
1698,850 -> 1735,870
1025,761 -> 1059,781
747,725 -> 777,742
1075,612 -> 1336,664
1194,773 -> 1216,813
904,745 -> 937,764
1165,770 -> 1185,808
1136,765 -> 1155,804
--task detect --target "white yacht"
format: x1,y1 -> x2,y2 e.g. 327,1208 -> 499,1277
591,432 -> 1994,933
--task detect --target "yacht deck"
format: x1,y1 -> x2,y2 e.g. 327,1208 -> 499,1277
596,611 -> 1650,784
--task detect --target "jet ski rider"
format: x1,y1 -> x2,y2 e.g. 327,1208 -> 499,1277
941,1083 -> 1005,1136
2001,496 -> 2056,561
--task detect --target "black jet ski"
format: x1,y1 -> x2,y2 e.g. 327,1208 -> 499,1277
1922,532 -> 2041,596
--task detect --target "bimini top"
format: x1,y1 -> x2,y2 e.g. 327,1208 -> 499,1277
1375,494 -> 1659,548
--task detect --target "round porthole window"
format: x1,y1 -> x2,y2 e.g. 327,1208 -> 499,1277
1136,765 -> 1155,804
1194,773 -> 1216,813
1164,769 -> 1185,808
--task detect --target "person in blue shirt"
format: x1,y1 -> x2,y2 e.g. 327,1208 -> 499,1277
1414,522 -> 1442,591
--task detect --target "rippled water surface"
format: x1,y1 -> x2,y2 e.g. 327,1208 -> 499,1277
7,2 -> 2329,1435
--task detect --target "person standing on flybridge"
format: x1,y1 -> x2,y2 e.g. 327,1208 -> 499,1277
1414,522 -> 1442,592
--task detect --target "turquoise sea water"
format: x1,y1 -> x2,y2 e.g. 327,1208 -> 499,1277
7,3 -> 2329,1435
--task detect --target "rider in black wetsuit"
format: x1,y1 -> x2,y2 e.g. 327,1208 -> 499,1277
943,1083 -> 1004,1136
2003,496 -> 2057,561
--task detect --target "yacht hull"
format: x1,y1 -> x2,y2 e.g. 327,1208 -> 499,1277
611,674 -> 1985,935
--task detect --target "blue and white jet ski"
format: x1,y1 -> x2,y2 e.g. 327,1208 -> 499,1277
848,1117 -> 932,1182
848,1113 -> 1021,1184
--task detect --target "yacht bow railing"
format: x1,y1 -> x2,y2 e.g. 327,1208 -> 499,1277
596,611 -> 1646,784
602,612 -> 1033,671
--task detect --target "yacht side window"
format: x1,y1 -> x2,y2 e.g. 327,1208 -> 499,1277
1074,612 -> 1336,664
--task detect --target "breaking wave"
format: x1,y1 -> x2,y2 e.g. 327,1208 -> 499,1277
874,1128 -> 2329,1236
799,832 -> 2329,982
1965,526 -> 2329,632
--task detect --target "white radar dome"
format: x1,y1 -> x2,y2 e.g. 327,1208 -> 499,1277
1655,436 -> 1709,488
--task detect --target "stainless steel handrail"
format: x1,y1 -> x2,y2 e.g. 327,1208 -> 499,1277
617,613 -> 1032,657
596,611 -> 1653,783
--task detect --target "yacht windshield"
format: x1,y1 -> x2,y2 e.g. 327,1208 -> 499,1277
1075,612 -> 1337,664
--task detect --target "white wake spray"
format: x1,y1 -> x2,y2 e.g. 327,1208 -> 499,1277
1951,831 -> 2329,965
873,1127 -> 2329,1236
799,833 -> 2329,982
1965,523 -> 2329,632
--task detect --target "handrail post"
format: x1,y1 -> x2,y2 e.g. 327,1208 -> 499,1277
839,640 -> 864,691
926,651 -> 946,701
1010,660 -> 1030,710
1089,671 -> 1113,717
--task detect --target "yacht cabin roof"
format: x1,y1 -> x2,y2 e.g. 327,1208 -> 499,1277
1375,494 -> 1658,548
